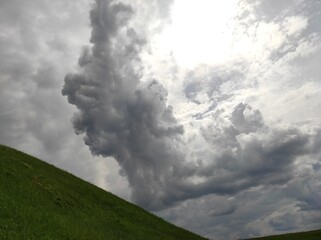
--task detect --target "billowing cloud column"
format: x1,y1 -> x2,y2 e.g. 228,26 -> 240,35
62,0 -> 184,209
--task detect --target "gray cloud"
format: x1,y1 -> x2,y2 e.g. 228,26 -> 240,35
0,0 -> 130,199
269,214 -> 298,232
62,1 -> 321,217
2,0 -> 321,239
209,203 -> 236,217
175,104 -> 317,201
62,0 -> 185,210
183,65 -> 244,106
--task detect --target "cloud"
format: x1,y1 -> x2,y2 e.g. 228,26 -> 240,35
62,0 -> 186,210
62,0 -> 321,219
209,203 -> 236,217
0,0 -> 130,199
179,105 -> 319,200
154,1 -> 321,237
269,209 -> 299,231
2,0 -> 321,239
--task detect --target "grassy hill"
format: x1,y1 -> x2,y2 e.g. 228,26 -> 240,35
246,229 -> 321,240
0,145 -> 206,240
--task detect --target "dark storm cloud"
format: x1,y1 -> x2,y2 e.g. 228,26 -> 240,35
62,0 -> 185,209
168,104 -> 316,202
199,104 -> 310,179
176,106 -> 321,211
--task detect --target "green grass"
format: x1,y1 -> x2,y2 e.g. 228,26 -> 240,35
247,229 -> 321,240
0,145 -> 206,240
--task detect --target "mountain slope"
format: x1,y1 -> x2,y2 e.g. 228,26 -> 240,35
0,145 -> 206,240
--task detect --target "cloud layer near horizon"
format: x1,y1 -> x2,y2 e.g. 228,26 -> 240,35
1,0 -> 321,239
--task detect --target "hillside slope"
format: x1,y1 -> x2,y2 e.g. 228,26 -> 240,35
0,145 -> 206,240
247,229 -> 321,240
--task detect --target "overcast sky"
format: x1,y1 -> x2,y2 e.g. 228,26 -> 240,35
1,0 -> 321,239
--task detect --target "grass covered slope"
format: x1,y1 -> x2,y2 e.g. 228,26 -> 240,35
0,145 -> 206,240
247,229 -> 321,240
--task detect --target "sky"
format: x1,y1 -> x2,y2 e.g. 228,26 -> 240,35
1,0 -> 321,239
